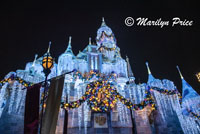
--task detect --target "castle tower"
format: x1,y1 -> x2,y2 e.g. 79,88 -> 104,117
96,17 -> 117,60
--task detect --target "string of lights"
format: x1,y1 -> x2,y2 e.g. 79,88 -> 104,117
61,80 -> 156,112
0,75 -> 34,88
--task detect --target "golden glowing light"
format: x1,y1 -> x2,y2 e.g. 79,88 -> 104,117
42,56 -> 54,69
196,72 -> 200,82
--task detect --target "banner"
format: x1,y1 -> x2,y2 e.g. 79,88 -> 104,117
24,84 -> 41,134
41,76 -> 64,134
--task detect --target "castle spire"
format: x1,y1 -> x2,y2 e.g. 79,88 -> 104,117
176,66 -> 184,79
145,62 -> 155,83
32,54 -> 38,67
101,17 -> 106,26
126,56 -> 135,83
65,36 -> 75,57
126,56 -> 134,78
146,62 -> 152,75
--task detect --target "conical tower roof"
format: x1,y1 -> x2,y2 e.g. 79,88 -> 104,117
176,66 -> 199,103
65,36 -> 75,57
96,17 -> 116,47
101,17 -> 106,27
146,62 -> 155,83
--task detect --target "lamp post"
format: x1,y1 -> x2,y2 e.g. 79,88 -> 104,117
40,41 -> 54,134
196,72 -> 200,83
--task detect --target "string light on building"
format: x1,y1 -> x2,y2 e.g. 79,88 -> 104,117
196,72 -> 200,82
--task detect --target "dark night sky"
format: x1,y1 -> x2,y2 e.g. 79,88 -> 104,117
0,1 -> 199,93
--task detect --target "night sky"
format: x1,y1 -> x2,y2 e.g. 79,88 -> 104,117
0,1 -> 199,93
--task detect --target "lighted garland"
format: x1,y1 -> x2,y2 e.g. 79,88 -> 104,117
0,75 -> 34,88
61,80 -> 157,112
187,109 -> 200,120
0,78 -> 13,87
14,77 -> 34,87
61,80 -> 118,112
118,89 -> 156,111
151,87 -> 179,95
150,87 -> 182,104
87,80 -> 118,112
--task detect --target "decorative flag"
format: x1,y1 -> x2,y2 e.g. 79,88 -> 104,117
41,76 -> 64,134
24,84 -> 41,134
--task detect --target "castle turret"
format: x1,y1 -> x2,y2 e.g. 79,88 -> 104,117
64,36 -> 75,57
57,37 -> 75,75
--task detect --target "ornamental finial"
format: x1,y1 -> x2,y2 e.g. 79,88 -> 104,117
32,54 -> 38,66
176,66 -> 184,79
69,36 -> 72,44
89,37 -> 91,45
102,17 -> 105,22
47,41 -> 51,53
101,17 -> 106,26
145,62 -> 152,74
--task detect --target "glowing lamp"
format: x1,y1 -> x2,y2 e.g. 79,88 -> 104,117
42,56 -> 54,70
42,42 -> 54,76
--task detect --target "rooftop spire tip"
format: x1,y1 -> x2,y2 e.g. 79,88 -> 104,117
47,41 -> 51,53
145,62 -> 152,74
69,36 -> 72,44
176,65 -> 184,79
89,37 -> 91,45
32,54 -> 38,66
101,17 -> 106,26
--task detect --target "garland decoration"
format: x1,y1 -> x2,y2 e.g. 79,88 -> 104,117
61,80 -> 156,112
150,87 -> 182,104
120,89 -> 156,111
0,75 -> 34,88
61,80 -> 118,112
187,109 -> 200,119
150,87 -> 179,95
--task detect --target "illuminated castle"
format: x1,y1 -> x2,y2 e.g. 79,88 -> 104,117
0,18 -> 200,134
